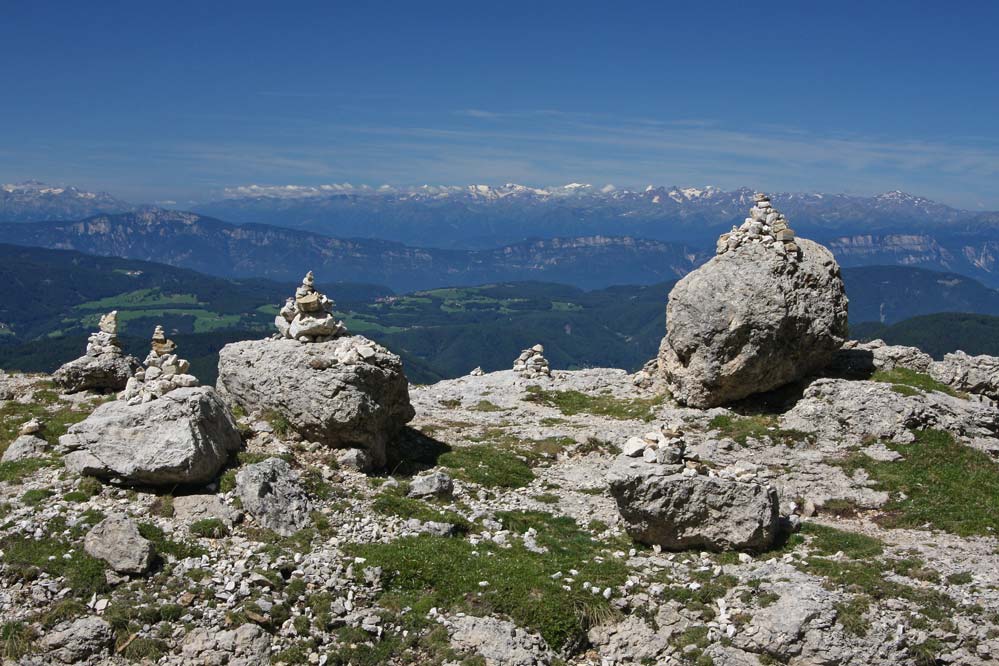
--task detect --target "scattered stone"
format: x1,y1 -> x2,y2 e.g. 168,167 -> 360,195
120,325 -> 199,404
217,336 -> 414,468
18,417 -> 42,436
53,311 -> 141,393
408,470 -> 454,498
274,271 -> 348,342
513,344 -> 552,379
469,366 -> 485,376
234,458 -> 313,536
336,447 -> 375,472
59,386 -> 242,486
658,195 -> 848,407
1,434 -> 48,462
607,455 -> 779,551
37,616 -> 114,664
84,514 -> 155,575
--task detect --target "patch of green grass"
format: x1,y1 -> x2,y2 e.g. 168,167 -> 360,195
20,488 -> 53,507
946,571 -> 973,585
300,468 -> 336,500
0,388 -> 101,457
189,518 -> 230,539
1,622 -> 35,661
0,457 -> 59,484
439,446 -> 534,488
349,511 -> 627,652
122,637 -> 169,661
533,493 -> 559,504
833,429 -> 999,536
1,534 -> 107,597
371,487 -> 470,532
36,598 -> 88,629
908,637 -> 945,666
834,595 -> 872,636
137,522 -> 205,560
801,523 -> 884,559
707,414 -> 811,446
870,368 -> 963,398
524,386 -> 665,422
262,410 -> 292,437
470,400 -> 504,412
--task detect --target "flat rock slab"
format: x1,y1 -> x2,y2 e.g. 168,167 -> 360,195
59,386 -> 242,486
607,456 -> 779,551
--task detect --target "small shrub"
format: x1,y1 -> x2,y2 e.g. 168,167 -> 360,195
189,518 -> 229,539
21,489 -> 53,507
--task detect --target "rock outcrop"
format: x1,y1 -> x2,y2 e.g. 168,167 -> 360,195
217,338 -> 413,468
120,325 -> 199,404
53,311 -> 141,393
829,339 -> 934,378
60,386 -> 242,486
234,458 -> 313,536
37,616 -> 115,664
607,452 -> 780,551
658,194 -> 848,407
930,350 -> 999,400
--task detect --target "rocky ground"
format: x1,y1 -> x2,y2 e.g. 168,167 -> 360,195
1,361 -> 998,665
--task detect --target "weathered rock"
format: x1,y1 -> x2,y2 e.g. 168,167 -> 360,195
38,616 -> 114,664
513,344 -> 552,379
829,339 -> 934,378
216,336 -> 414,467
1,434 -> 48,462
606,456 -> 780,550
781,377 -> 999,448
168,623 -> 271,666
84,514 -> 155,574
173,494 -> 242,527
235,458 -> 313,536
408,470 -> 454,498
658,235 -> 848,408
446,614 -> 554,666
53,311 -> 141,393
930,350 -> 999,400
120,325 -> 199,404
274,271 -> 348,342
59,386 -> 242,486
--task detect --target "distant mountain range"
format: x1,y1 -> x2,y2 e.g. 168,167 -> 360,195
0,209 -> 703,290
6,180 -> 999,287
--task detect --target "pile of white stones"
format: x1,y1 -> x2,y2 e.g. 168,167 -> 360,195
120,325 -> 198,404
621,423 -> 687,466
716,193 -> 799,260
275,271 -> 348,343
86,311 -> 126,357
513,344 -> 551,378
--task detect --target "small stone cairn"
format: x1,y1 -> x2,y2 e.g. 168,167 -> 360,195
88,311 -> 124,356
716,193 -> 799,260
513,344 -> 551,378
621,423 -> 688,467
275,271 -> 348,343
120,326 -> 198,404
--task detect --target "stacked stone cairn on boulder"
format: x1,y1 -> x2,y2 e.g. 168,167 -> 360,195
120,325 -> 199,404
216,271 -> 414,470
513,344 -> 551,378
658,193 -> 848,407
53,311 -> 141,393
608,423 -> 780,551
716,192 -> 799,260
275,271 -> 348,343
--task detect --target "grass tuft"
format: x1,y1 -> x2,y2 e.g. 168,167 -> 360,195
524,386 -> 664,422
870,368 -> 963,398
708,414 -> 811,446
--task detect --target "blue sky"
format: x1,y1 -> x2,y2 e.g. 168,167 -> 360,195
2,1 -> 998,207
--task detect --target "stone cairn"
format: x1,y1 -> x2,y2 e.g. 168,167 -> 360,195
716,193 -> 799,260
621,423 -> 688,467
87,311 -> 125,357
513,344 -> 551,378
275,271 -> 348,343
120,325 -> 198,404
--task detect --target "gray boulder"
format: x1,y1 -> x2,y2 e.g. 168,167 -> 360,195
408,470 -> 454,498
235,458 -> 313,536
53,349 -> 140,394
607,456 -> 780,551
658,238 -> 848,407
170,623 -> 271,666
447,614 -> 554,666
930,350 -> 999,400
216,336 -> 414,467
84,514 -> 155,574
38,616 -> 114,664
1,434 -> 48,462
173,494 -> 242,527
58,386 -> 242,486
829,339 -> 933,378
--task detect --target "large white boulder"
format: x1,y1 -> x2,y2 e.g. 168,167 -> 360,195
59,386 -> 241,486
216,336 -> 414,467
658,238 -> 848,407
